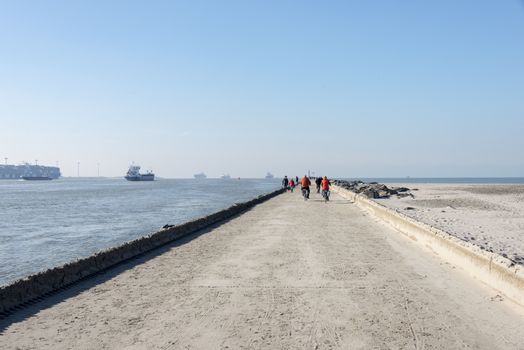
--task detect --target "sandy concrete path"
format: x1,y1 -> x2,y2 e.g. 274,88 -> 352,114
1,190 -> 523,349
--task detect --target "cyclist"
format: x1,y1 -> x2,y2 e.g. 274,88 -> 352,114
321,176 -> 331,201
315,176 -> 322,193
288,178 -> 295,192
300,175 -> 311,200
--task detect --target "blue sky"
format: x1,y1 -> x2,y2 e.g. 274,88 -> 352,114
1,0 -> 523,177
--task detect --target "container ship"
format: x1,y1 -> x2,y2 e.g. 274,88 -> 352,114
0,164 -> 61,180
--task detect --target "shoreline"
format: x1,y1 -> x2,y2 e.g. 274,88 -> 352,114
332,183 -> 524,306
0,178 -> 280,287
0,188 -> 285,315
339,177 -> 524,184
380,183 -> 524,265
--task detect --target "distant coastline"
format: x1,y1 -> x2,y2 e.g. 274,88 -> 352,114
342,177 -> 524,184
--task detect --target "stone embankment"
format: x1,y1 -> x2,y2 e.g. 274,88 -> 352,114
0,188 -> 285,315
332,179 -> 413,199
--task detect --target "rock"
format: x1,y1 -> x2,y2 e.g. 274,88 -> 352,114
395,187 -> 410,193
361,188 -> 377,198
377,190 -> 390,198
333,179 -> 412,199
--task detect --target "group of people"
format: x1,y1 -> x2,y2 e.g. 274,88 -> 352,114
281,175 -> 331,201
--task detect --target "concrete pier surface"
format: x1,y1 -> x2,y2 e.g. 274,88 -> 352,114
1,191 -> 524,349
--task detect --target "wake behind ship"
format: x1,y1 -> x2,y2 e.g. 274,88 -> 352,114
125,165 -> 154,181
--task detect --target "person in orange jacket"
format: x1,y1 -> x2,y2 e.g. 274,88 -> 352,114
321,176 -> 331,201
300,175 -> 311,200
321,176 -> 330,191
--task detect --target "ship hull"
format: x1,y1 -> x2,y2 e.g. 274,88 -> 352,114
125,174 -> 155,181
22,176 -> 53,181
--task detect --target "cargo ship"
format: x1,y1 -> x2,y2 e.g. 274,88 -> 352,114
124,165 -> 155,181
194,173 -> 207,179
0,163 -> 60,180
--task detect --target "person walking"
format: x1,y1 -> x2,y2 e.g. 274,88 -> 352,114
300,175 -> 311,200
315,176 -> 322,193
282,176 -> 289,190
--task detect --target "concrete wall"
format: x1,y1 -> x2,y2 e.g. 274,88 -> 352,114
0,188 -> 285,314
333,185 -> 524,306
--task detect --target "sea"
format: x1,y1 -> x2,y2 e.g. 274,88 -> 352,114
0,178 -> 280,286
344,177 -> 524,184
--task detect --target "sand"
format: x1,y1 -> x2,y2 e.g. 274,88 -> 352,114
382,184 -> 524,265
1,190 -> 523,349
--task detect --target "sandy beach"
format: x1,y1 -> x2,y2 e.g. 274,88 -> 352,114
381,184 -> 524,265
1,190 -> 523,349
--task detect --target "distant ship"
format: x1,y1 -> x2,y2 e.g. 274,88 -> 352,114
1,163 -> 60,180
125,165 -> 154,181
220,174 -> 231,179
265,172 -> 274,179
194,172 -> 207,179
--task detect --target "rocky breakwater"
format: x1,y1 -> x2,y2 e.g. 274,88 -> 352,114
332,180 -> 413,199
0,188 -> 285,316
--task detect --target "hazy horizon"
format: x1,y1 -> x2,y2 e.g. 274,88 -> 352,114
2,1 -> 523,178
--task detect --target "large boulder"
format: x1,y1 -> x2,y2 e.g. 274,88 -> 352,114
333,179 -> 412,199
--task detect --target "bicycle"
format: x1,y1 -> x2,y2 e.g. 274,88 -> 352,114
301,187 -> 310,201
321,189 -> 330,202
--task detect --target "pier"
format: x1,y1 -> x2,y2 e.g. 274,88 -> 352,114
1,190 -> 523,349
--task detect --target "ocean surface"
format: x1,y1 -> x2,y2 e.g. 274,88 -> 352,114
0,178 -> 280,286
345,177 -> 524,184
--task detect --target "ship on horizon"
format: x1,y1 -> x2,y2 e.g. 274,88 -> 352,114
194,172 -> 207,179
0,163 -> 61,180
265,172 -> 274,179
220,174 -> 231,179
124,165 -> 154,181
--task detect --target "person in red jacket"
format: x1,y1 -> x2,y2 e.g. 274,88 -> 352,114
321,176 -> 331,201
300,175 -> 311,200
288,178 -> 295,192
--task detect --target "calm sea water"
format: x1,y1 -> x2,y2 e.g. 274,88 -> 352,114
345,177 -> 524,184
0,178 -> 279,286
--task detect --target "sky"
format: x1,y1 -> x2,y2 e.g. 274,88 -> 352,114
1,0 -> 523,178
